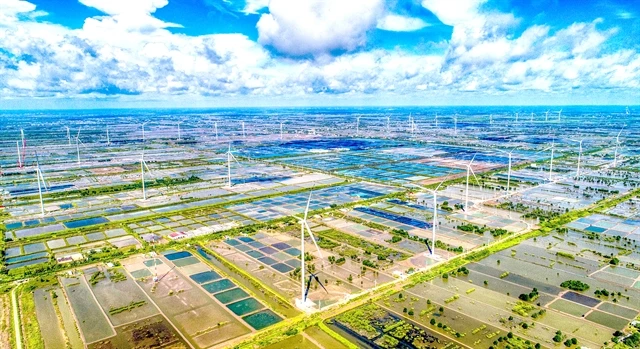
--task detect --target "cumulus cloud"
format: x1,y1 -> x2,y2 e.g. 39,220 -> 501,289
256,0 -> 384,56
0,0 -> 639,104
377,14 -> 430,32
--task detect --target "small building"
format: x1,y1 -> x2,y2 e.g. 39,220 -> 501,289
168,231 -> 187,240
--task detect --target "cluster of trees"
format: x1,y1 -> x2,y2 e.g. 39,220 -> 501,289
560,280 -> 590,291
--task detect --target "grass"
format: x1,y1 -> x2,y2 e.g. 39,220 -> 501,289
108,300 -> 146,315
317,229 -> 410,261
19,288 -> 45,349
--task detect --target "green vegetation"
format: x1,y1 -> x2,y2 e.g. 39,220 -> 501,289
560,280 -> 590,291
318,229 -> 409,261
88,271 -> 106,286
108,300 -> 146,315
19,288 -> 45,349
518,288 -> 539,302
556,251 -> 575,259
108,268 -> 126,283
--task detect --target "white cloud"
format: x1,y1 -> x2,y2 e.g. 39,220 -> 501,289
377,14 -> 430,32
0,0 -> 639,105
243,0 -> 269,14
256,0 -> 384,56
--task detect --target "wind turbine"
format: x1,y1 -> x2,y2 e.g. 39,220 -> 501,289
356,116 -> 360,136
464,154 -> 481,213
613,126 -> 626,167
386,116 -> 390,133
177,121 -> 182,141
141,122 -> 148,142
303,270 -> 328,304
626,106 -> 630,115
241,121 -> 246,139
489,114 -> 493,125
557,109 -> 562,121
66,126 -> 71,146
75,128 -> 85,164
416,177 -> 448,258
140,152 -> 152,200
297,192 -> 326,309
515,112 -> 519,123
280,121 -> 283,140
214,121 -> 219,141
530,112 -> 534,122
545,110 -> 550,122
543,139 -> 555,180
497,147 -> 519,194
569,138 -> 584,177
106,125 -> 110,146
34,152 -> 49,216
225,143 -> 241,187
435,113 -> 439,128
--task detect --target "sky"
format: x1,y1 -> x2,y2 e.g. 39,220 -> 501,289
0,0 -> 639,109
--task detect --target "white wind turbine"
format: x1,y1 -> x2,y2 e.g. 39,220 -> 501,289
241,121 -> 246,139
541,138 -> 555,180
177,121 -> 183,141
356,116 -> 360,136
296,191 -> 325,309
75,128 -> 85,164
215,121 -> 219,141
140,152 -> 152,200
66,126 -> 71,146
34,152 -> 48,216
464,154 -> 481,213
489,114 -> 493,125
530,112 -> 534,122
416,177 -> 448,259
626,106 -> 630,115
106,125 -> 110,146
386,116 -> 390,133
545,110 -> 550,121
141,122 -> 148,142
497,147 -> 519,195
435,113 -> 439,128
225,143 -> 241,187
280,121 -> 283,140
515,112 -> 519,123
613,126 -> 626,167
569,138 -> 584,177
557,109 -> 562,121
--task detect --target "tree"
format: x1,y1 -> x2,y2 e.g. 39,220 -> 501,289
430,318 -> 436,325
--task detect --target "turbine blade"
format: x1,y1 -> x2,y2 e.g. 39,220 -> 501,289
314,275 -> 328,293
425,240 -> 433,255
304,275 -> 313,302
303,192 -> 312,220
469,166 -> 481,186
470,153 -> 477,165
305,221 -> 325,262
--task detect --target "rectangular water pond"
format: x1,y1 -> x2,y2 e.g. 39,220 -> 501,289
190,271 -> 221,284
227,298 -> 263,316
64,217 -> 109,229
214,288 -> 249,304
242,309 -> 283,330
202,279 -> 235,294
164,251 -> 193,260
561,291 -> 600,307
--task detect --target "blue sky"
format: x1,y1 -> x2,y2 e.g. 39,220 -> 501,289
1,0 -> 639,109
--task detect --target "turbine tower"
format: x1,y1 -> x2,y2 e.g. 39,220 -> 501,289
215,121 -> 219,141
435,113 -> 438,128
241,121 -> 246,139
141,122 -> 148,142
356,116 -> 360,136
454,115 -> 458,135
545,110 -> 550,121
177,121 -> 183,141
386,116 -> 390,133
498,147 -> 519,194
16,141 -> 22,168
106,125 -> 110,146
66,126 -> 71,146
280,121 -> 283,140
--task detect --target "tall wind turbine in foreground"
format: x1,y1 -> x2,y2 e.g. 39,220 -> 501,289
297,192 -> 326,310
35,152 -> 48,216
